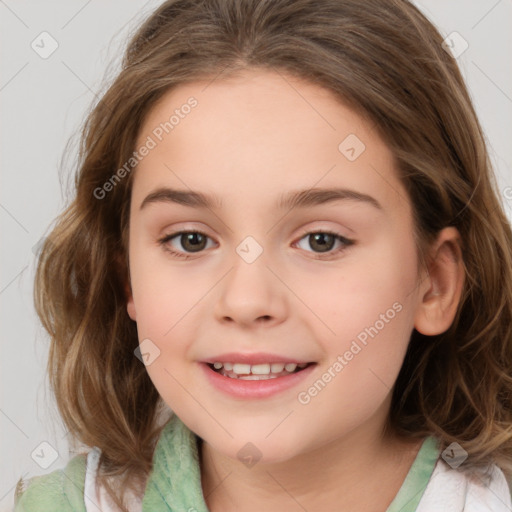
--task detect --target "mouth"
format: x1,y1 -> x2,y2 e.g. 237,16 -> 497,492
200,357 -> 317,399
206,361 -> 315,380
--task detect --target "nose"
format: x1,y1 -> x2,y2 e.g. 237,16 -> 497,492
214,254 -> 288,328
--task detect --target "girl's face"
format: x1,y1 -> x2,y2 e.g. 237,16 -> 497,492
126,68 -> 428,463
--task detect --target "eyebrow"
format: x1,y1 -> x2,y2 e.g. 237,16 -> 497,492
139,186 -> 383,211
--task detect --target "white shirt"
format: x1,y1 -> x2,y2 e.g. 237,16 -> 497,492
416,457 -> 512,512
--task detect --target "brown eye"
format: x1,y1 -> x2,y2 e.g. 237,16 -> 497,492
295,231 -> 354,258
159,230 -> 214,258
177,232 -> 208,252
307,233 -> 336,253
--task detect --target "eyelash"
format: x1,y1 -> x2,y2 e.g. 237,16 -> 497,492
157,229 -> 355,260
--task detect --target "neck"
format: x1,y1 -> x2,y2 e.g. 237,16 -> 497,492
199,411 -> 422,512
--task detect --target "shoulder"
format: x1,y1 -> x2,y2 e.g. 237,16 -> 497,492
464,463 -> 512,511
417,457 -> 512,512
14,452 -> 88,512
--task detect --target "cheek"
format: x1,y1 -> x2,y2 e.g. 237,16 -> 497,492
127,242 -> 202,405
307,233 -> 418,396
316,300 -> 412,407
313,234 -> 418,343
128,241 -> 210,338
294,288 -> 415,448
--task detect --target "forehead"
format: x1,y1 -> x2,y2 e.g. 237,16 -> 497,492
132,69 -> 410,218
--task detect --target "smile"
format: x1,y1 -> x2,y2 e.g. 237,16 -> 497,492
201,358 -> 317,399
208,362 -> 311,380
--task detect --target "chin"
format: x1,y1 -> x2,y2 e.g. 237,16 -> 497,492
205,427 -> 313,467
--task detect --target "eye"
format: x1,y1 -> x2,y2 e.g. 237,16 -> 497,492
294,230 -> 354,258
158,230 -> 215,259
158,229 -> 354,260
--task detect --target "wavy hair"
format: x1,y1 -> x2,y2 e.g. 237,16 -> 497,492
34,0 -> 512,509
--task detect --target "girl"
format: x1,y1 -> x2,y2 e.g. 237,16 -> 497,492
14,0 -> 512,511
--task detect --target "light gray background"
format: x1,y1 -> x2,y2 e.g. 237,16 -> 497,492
1,1 -> 511,509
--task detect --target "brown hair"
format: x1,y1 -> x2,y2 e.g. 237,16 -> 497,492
34,0 -> 512,509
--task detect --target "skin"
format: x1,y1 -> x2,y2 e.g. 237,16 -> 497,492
126,68 -> 465,511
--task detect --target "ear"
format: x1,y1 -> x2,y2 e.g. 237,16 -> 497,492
126,281 -> 137,321
414,227 -> 465,336
115,251 -> 137,321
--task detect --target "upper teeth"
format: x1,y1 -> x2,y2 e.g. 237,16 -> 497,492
212,362 -> 308,375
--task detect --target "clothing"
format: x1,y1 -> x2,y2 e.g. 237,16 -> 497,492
83,447 -> 143,512
14,413 -> 512,511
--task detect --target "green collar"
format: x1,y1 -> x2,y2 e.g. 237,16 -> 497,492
142,414 -> 440,511
141,414 -> 209,511
385,436 -> 440,511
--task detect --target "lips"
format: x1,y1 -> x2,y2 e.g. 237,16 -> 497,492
200,357 -> 317,399
200,351 -> 316,389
